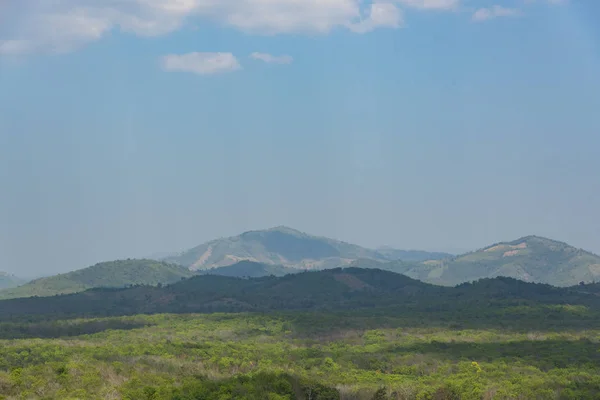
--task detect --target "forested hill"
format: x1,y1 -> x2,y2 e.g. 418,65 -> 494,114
1,267 -> 598,321
0,259 -> 194,300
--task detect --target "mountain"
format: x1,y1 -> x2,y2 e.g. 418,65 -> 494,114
0,272 -> 25,290
198,261 -> 301,278
406,236 -> 600,287
376,247 -> 452,262
0,259 -> 194,300
165,226 -> 387,271
1,267 -> 598,321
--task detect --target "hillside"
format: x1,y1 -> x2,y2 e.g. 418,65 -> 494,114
407,236 -> 600,287
1,267 -> 598,321
198,260 -> 301,278
166,226 -> 388,270
0,272 -> 25,290
0,259 -> 194,300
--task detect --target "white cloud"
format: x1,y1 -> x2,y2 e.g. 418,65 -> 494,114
161,52 -> 241,75
0,0 -> 405,55
0,0 -> 567,56
395,0 -> 459,10
0,8 -> 113,55
472,5 -> 522,22
348,3 -> 403,33
250,52 -> 293,64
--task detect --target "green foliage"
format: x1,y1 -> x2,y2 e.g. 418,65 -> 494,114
0,310 -> 600,399
0,259 -> 194,300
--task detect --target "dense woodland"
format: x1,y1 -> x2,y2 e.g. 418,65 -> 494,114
1,268 -> 600,399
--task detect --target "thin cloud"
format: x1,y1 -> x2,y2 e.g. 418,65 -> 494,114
472,5 -> 522,22
395,0 -> 459,10
161,52 -> 242,75
348,3 -> 403,33
250,53 -> 293,64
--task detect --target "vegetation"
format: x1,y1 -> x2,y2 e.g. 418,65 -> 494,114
1,306 -> 600,399
1,268 -> 600,398
0,260 -> 194,300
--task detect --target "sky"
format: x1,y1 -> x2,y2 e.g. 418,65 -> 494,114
0,0 -> 599,276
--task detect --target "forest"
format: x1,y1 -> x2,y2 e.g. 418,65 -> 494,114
0,268 -> 600,399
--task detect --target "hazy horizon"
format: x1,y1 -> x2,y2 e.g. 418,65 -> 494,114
0,224 -> 598,276
1,1 -> 599,276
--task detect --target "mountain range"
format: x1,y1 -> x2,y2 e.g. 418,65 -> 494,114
164,226 -> 450,270
1,227 -> 599,300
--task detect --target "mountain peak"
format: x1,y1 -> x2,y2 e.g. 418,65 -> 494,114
167,227 -> 383,271
511,235 -> 562,244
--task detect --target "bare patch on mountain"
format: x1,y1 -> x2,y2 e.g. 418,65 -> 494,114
486,242 -> 528,253
192,245 -> 213,269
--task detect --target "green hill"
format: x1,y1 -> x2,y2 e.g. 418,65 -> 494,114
404,236 -> 600,287
0,259 -> 194,300
0,272 -> 25,290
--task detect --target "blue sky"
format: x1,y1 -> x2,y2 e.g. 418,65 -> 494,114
0,0 -> 599,276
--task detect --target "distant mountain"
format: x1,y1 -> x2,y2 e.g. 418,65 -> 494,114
166,226 -> 387,271
199,261 -> 301,278
0,272 -> 25,290
165,229 -> 600,286
376,247 -> 453,262
1,267 -> 598,320
0,259 -> 194,300
405,236 -> 600,287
